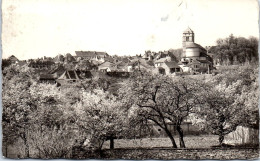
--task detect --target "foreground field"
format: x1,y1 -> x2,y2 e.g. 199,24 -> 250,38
74,135 -> 259,159
102,135 -> 219,149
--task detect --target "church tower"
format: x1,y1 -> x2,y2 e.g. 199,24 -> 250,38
182,27 -> 194,48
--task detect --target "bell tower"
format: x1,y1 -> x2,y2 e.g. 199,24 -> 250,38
182,27 -> 194,48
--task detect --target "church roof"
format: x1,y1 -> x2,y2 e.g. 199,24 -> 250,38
183,27 -> 194,34
185,42 -> 207,51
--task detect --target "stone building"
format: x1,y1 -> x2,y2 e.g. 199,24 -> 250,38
179,27 -> 213,73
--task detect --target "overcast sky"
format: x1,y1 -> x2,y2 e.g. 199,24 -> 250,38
2,0 -> 259,60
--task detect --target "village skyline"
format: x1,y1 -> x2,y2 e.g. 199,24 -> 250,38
2,0 -> 259,60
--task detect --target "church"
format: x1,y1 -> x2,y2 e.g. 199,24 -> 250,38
179,27 -> 213,74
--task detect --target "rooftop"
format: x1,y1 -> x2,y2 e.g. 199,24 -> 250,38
183,27 -> 194,34
75,51 -> 108,57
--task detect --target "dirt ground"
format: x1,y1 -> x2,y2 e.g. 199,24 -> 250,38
102,135 -> 219,149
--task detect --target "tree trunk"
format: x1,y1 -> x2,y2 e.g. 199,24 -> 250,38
176,125 -> 186,148
219,133 -> 224,146
5,142 -> 8,158
218,115 -> 225,146
109,138 -> 114,149
24,137 -> 30,158
164,128 -> 177,148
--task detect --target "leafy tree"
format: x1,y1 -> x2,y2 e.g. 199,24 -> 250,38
28,83 -> 80,158
212,34 -> 258,65
2,59 -> 12,70
3,66 -> 79,158
75,59 -> 97,71
120,71 -> 201,148
194,83 -> 241,145
168,48 -> 182,62
73,89 -> 130,151
2,66 -> 38,157
193,64 -> 259,145
231,66 -> 259,129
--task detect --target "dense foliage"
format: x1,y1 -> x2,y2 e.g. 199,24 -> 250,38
2,63 -> 259,158
211,35 -> 258,65
119,71 -> 203,148
192,64 -> 259,145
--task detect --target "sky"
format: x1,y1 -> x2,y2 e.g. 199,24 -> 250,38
2,0 -> 259,60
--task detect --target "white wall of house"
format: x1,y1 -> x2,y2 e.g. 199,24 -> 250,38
127,66 -> 133,72
179,65 -> 190,72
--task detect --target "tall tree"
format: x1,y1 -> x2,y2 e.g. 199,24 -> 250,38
120,71 -> 201,148
212,34 -> 258,65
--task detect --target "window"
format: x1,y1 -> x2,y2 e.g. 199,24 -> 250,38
194,65 -> 199,68
170,68 -> 175,73
186,37 -> 189,41
159,68 -> 165,75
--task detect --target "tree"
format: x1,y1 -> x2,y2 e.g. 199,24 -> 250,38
193,64 -> 259,145
212,34 -> 258,65
75,59 -> 97,71
28,83 -> 82,158
168,48 -> 182,62
2,59 -> 12,70
232,66 -> 259,129
194,83 -> 241,145
73,89 -> 130,151
120,71 -> 201,148
3,66 -> 79,158
2,66 -> 39,158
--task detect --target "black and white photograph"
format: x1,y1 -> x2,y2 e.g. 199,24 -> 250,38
2,0 -> 259,159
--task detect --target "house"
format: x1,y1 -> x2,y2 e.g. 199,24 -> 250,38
154,57 -> 172,68
39,74 -> 56,84
28,60 -> 55,69
127,58 -> 155,72
178,62 -> 190,73
8,55 -> 19,64
48,65 -> 66,78
56,70 -> 92,86
75,51 -> 109,62
114,61 -> 128,72
112,57 -> 130,64
104,57 -> 114,63
98,61 -> 116,72
156,61 -> 181,75
127,61 -> 138,72
16,61 -> 27,67
185,59 -> 212,74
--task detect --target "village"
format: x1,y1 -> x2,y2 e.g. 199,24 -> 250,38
4,28 -> 217,86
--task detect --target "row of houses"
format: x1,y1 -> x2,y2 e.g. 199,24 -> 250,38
6,28 -> 215,84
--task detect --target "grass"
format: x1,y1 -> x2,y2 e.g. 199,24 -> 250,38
102,135 -> 219,149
